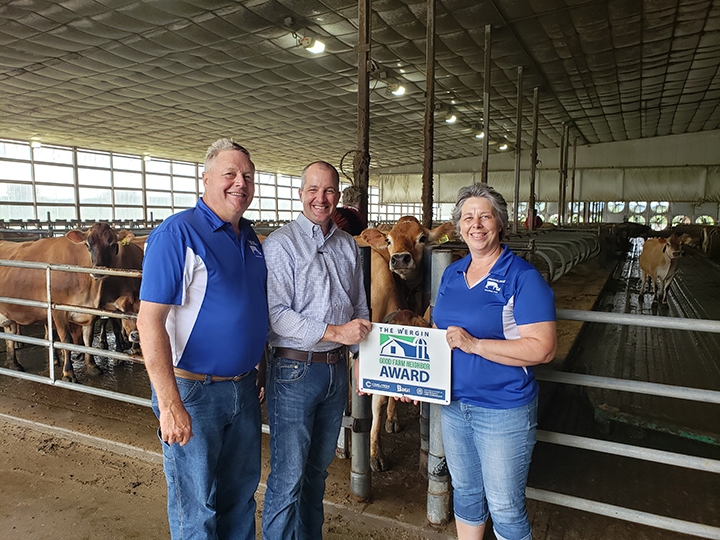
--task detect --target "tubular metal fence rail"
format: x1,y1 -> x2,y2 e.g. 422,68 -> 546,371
0,257 -> 718,538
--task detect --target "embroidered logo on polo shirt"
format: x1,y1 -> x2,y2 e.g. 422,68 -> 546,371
248,240 -> 263,258
485,278 -> 503,293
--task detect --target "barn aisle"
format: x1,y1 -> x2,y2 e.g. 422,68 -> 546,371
531,239 -> 720,537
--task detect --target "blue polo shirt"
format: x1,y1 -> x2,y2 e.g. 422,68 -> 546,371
433,246 -> 555,409
140,198 -> 268,377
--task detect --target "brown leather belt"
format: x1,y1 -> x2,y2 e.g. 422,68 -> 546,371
173,367 -> 251,382
274,346 -> 346,364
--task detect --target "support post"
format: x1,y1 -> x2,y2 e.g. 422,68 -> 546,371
558,122 -> 567,226
351,245 -> 372,500
480,24 -> 491,184
570,136 -> 578,224
427,248 -> 453,525
512,66 -> 523,234
528,87 -> 539,232
421,0 -> 436,228
354,0 -> 371,225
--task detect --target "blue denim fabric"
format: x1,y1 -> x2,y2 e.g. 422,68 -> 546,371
441,397 -> 538,540
262,353 -> 348,540
151,371 -> 261,540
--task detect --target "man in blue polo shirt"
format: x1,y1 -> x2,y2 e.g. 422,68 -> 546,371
137,139 -> 267,540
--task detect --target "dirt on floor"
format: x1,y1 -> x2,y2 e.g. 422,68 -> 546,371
2,256 -> 684,540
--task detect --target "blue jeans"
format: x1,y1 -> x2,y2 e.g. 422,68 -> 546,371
441,396 -> 538,540
151,371 -> 261,540
262,353 -> 348,540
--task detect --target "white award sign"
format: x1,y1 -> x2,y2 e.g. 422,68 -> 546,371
358,322 -> 451,405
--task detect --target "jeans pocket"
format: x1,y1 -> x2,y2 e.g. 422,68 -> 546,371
176,377 -> 201,405
274,357 -> 308,383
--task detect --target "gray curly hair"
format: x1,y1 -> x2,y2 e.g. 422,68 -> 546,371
450,183 -> 509,241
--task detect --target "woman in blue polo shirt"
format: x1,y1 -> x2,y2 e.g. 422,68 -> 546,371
433,184 -> 557,540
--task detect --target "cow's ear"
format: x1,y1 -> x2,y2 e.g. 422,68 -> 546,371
65,229 -> 87,244
118,230 -> 135,245
360,228 -> 388,250
428,222 -> 456,244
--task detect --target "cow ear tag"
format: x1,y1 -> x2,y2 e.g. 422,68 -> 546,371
438,234 -> 450,244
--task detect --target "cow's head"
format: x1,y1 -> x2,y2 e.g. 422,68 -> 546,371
113,294 -> 141,344
361,216 -> 455,282
663,233 -> 693,259
66,222 -> 120,278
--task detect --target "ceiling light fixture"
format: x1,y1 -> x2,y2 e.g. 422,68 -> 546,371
474,131 -> 484,139
445,113 -> 457,124
499,143 -> 509,151
299,35 -> 325,54
386,82 -> 406,96
30,141 -> 42,148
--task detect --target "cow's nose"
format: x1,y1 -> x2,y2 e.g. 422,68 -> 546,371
128,331 -> 140,343
391,252 -> 412,268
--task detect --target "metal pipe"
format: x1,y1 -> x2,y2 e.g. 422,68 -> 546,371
354,0 -> 371,224
535,370 -> 720,405
528,87 -> 539,231
0,258 -> 142,278
421,0 -> 436,229
427,248 -> 454,525
556,308 -> 720,334
351,245 -> 372,501
481,24 -> 491,184
427,403 -> 450,526
570,136 -> 578,223
46,266 -> 55,381
526,488 -> 720,540
512,65 -> 523,235
558,122 -> 566,226
536,430 -> 720,474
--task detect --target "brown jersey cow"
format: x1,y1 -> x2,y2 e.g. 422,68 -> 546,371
639,233 -> 693,304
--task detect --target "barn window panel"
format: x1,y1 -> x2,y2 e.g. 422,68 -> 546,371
0,161 -> 31,181
650,201 -> 669,213
146,174 -> 171,190
277,186 -> 292,199
146,160 -> 171,174
38,205 -> 75,220
0,141 -> 31,160
629,201 -> 647,213
79,168 -> 111,186
293,200 -> 303,211
34,146 -> 73,164
114,171 -> 142,189
79,187 -> 111,204
248,198 -> 259,211
548,214 -> 559,225
77,151 -> 110,168
607,201 -> 625,213
277,174 -> 293,187
173,162 -> 195,177
35,164 -> 73,184
260,184 -> 276,198
114,189 -> 142,205
649,215 -> 668,230
81,206 -> 113,220
260,211 -> 276,221
0,184 -> 33,202
0,204 -> 34,220
277,199 -> 292,211
148,207 -> 172,220
113,155 -> 142,171
115,207 -> 143,220
173,176 -> 196,192
37,185 -> 74,204
245,210 -> 260,221
696,215 -> 715,225
258,172 -> 274,184
173,193 -> 196,207
260,199 -> 275,210
628,215 -> 646,224
278,211 -> 293,220
672,215 -> 692,225
147,191 -> 171,206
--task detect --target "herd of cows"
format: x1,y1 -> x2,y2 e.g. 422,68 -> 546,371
0,216 -> 716,471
